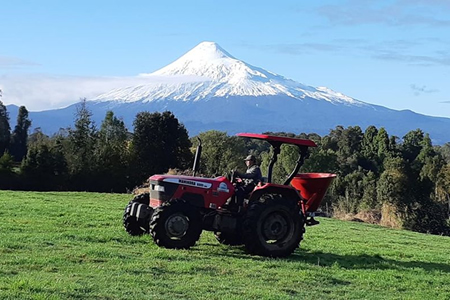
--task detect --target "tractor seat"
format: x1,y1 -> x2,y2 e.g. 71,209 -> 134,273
259,177 -> 268,185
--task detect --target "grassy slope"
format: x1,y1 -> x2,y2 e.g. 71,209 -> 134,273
0,191 -> 449,300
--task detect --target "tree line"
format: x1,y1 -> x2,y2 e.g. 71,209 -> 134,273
0,99 -> 192,192
1,98 -> 449,235
190,128 -> 450,235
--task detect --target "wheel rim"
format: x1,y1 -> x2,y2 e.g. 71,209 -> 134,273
165,213 -> 189,238
261,211 -> 291,244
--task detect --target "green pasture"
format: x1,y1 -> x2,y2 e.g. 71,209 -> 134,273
0,191 -> 449,299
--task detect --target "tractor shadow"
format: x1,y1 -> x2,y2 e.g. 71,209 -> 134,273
287,250 -> 450,273
199,243 -> 450,273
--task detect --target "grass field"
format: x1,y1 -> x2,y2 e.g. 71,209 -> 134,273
0,190 -> 449,300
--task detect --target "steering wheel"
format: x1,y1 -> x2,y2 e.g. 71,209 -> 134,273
231,171 -> 245,186
229,170 -> 236,183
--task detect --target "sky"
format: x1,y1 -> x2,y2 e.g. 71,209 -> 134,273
1,0 -> 449,117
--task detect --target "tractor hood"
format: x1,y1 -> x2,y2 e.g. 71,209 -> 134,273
149,174 -> 231,190
148,174 -> 234,209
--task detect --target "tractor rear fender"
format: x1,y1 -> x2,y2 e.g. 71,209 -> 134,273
249,184 -> 302,204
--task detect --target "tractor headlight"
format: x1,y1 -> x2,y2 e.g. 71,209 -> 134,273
153,185 -> 165,192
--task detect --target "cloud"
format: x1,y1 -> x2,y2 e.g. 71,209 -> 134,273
315,0 -> 450,27
373,51 -> 450,66
261,38 -> 450,67
440,101 -> 450,104
0,74 -> 208,111
0,56 -> 40,68
410,84 -> 439,96
252,38 -> 371,58
265,43 -> 345,55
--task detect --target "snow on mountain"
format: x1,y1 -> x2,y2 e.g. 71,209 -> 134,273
93,41 -> 366,107
17,41 -> 450,144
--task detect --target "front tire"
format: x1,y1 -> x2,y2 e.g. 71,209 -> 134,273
242,196 -> 304,257
150,199 -> 202,249
123,193 -> 152,236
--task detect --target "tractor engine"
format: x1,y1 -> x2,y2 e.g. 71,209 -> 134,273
148,174 -> 240,237
148,174 -> 234,211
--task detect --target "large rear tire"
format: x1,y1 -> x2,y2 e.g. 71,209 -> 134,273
123,193 -> 152,236
150,199 -> 202,249
242,196 -> 304,257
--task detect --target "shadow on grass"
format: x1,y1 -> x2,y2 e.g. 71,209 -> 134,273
288,250 -> 450,273
198,243 -> 450,273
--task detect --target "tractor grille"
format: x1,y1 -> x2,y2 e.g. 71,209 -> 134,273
149,180 -> 178,202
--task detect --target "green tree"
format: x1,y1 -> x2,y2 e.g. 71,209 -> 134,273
361,125 -> 379,172
94,111 -> 130,192
389,135 -> 399,155
191,130 -> 246,177
416,134 -> 443,186
0,152 -> 16,189
131,111 -> 192,184
0,99 -> 10,155
437,143 -> 450,163
338,126 -> 363,156
360,171 -> 378,211
28,128 -> 49,144
66,99 -> 97,189
259,144 -> 294,184
376,127 -> 390,162
10,106 -> 32,162
416,134 -> 435,163
20,131 -> 68,190
334,126 -> 363,175
0,152 -> 14,172
436,165 -> 450,219
257,132 -> 323,184
401,129 -> 424,162
302,149 -> 338,176
377,157 -> 410,228
331,169 -> 365,215
22,144 -> 53,176
321,125 -> 342,152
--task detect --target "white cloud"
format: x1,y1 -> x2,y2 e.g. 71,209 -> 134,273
316,0 -> 450,27
0,73 -> 208,111
0,55 -> 40,68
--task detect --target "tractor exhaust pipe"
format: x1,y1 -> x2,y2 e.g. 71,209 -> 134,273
192,137 -> 202,176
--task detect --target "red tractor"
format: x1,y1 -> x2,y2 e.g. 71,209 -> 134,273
123,133 -> 335,257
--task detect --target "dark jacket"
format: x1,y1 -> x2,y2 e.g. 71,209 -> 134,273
237,164 -> 262,187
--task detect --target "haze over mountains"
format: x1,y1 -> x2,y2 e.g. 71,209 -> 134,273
6,42 -> 450,144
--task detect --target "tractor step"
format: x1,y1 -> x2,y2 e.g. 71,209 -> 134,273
306,217 -> 320,226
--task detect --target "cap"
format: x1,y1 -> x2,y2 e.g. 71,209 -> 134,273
244,155 -> 256,161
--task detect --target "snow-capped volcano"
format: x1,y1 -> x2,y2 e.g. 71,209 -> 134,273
93,41 -> 365,106
19,41 -> 450,144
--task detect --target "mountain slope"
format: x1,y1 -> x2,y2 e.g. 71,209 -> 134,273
10,41 -> 450,144
93,41 -> 366,107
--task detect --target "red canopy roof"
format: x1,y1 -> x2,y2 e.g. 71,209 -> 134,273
237,133 -> 317,147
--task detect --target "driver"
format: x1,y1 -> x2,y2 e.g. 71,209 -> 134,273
234,155 -> 263,208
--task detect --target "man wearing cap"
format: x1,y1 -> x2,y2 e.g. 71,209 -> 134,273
233,155 -> 263,209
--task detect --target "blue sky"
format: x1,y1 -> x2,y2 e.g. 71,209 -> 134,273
1,0 -> 449,117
